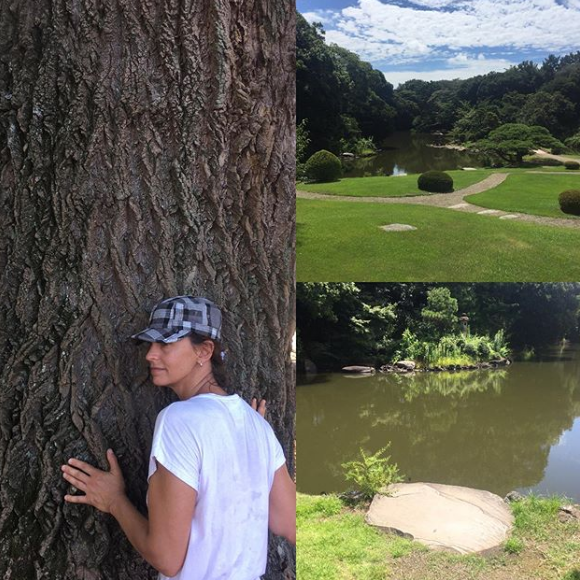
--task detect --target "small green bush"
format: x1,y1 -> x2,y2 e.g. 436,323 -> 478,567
417,170 -> 454,193
304,150 -> 342,183
565,133 -> 580,152
559,189 -> 580,216
551,143 -> 567,154
525,156 -> 564,167
504,537 -> 524,555
564,161 -> 580,170
342,444 -> 403,501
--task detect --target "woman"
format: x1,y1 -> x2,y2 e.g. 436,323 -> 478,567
61,295 -> 296,580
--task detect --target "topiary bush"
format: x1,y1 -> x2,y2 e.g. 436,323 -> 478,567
565,133 -> 580,152
564,161 -> 580,170
559,189 -> 580,215
524,156 -> 564,167
304,149 -> 342,183
417,170 -> 454,193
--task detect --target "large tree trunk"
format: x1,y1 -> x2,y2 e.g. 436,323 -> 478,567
0,1 -> 295,578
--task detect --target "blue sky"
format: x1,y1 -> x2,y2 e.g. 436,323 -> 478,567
298,0 -> 580,86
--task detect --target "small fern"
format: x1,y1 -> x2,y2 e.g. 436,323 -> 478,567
342,443 -> 404,501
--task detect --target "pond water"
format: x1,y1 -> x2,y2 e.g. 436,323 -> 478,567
343,131 -> 484,177
297,344 -> 580,501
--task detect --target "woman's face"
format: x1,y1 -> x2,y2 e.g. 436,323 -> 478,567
145,337 -> 206,390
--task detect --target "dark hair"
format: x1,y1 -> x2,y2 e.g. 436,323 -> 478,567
189,332 -> 227,390
189,332 -> 224,367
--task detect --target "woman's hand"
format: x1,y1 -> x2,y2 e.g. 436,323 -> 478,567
251,397 -> 267,418
62,449 -> 126,513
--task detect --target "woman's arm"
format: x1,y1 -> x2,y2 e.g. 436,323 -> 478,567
62,451 -> 196,577
268,463 -> 296,545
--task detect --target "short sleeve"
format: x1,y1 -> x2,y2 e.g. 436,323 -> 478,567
148,405 -> 201,492
267,424 -> 287,484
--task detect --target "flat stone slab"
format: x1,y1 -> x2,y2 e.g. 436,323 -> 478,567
342,365 -> 375,374
448,203 -> 469,209
380,224 -> 417,232
366,482 -> 513,554
478,209 -> 501,215
499,214 -> 520,220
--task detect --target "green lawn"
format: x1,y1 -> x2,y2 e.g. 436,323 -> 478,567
297,170 -> 493,197
297,493 -> 420,579
297,493 -> 580,580
297,167 -> 575,199
466,173 -> 580,219
297,199 -> 580,281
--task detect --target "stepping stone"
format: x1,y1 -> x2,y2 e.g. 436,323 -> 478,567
499,214 -> 519,220
448,203 -> 469,209
478,209 -> 501,215
380,224 -> 417,232
342,366 -> 375,374
462,167 -> 478,171
366,482 -> 513,555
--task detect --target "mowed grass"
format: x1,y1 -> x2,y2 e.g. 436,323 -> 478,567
297,170 -> 493,197
298,493 -> 580,580
297,199 -> 580,281
466,173 -> 580,219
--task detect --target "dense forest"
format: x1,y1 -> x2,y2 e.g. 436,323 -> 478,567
297,12 -> 580,160
297,283 -> 580,372
297,13 -> 397,156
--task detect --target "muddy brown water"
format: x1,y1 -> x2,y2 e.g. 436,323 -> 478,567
297,344 -> 580,501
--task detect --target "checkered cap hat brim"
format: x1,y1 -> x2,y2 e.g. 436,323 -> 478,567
131,296 -> 222,343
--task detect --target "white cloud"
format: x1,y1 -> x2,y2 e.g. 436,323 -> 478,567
383,54 -> 514,87
301,10 -> 337,25
407,0 -> 460,6
320,0 -> 580,66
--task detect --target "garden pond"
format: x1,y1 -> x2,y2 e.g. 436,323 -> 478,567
297,343 -> 580,501
344,131 -> 485,177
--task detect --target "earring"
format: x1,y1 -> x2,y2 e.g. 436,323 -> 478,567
198,361 -> 203,367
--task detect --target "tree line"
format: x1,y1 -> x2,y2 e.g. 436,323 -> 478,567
297,283 -> 580,371
297,12 -> 580,159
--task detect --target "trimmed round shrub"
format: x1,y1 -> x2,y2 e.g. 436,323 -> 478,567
417,170 -> 454,193
565,134 -> 580,152
304,150 -> 342,183
559,189 -> 580,215
564,161 -> 580,170
525,156 -> 564,167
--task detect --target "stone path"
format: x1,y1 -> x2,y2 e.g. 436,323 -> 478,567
366,482 -> 513,555
297,173 -> 580,230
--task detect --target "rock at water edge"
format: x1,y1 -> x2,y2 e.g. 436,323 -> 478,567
366,482 -> 513,554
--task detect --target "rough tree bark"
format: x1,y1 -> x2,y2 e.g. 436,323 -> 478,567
0,1 -> 295,578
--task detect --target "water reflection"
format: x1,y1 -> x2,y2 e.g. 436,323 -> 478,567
297,345 -> 580,500
342,131 -> 484,177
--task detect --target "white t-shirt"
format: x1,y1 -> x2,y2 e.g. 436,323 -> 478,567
147,393 -> 286,580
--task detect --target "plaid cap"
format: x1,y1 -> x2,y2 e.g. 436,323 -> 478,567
131,296 -> 222,343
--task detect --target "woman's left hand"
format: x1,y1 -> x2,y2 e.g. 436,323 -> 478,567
251,398 -> 267,418
61,449 -> 126,514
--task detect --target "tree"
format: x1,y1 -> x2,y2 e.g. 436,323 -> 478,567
450,105 -> 500,143
518,91 -> 577,139
0,2 -> 295,579
297,14 -> 397,154
420,287 -> 458,340
296,13 -> 344,153
296,119 -> 311,164
296,283 -> 396,371
474,123 -> 565,165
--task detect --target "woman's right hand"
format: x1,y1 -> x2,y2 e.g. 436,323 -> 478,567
251,398 -> 266,418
